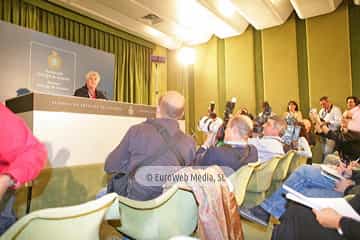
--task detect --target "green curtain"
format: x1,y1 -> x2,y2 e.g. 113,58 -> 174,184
0,0 -> 153,104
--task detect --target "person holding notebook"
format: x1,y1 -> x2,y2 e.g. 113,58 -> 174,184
272,193 -> 360,240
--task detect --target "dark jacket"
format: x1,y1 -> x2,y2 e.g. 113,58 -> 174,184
272,194 -> 360,240
74,85 -> 107,99
195,144 -> 258,175
105,118 -> 196,201
340,193 -> 360,239
345,170 -> 360,195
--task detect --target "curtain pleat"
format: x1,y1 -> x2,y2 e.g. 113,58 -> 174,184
0,0 -> 152,104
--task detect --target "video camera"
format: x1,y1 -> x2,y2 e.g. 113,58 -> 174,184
253,101 -> 272,134
282,115 -> 301,145
198,98 -> 237,142
198,101 -> 224,134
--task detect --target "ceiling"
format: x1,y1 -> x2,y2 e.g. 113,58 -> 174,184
49,0 -> 357,49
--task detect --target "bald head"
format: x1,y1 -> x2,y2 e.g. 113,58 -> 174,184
158,91 -> 185,119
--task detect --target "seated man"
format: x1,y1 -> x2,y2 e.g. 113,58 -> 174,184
239,163 -> 360,226
272,194 -> 360,240
312,108 -> 360,164
105,91 -> 196,201
0,103 -> 47,234
318,96 -> 342,158
343,96 -> 359,132
248,116 -> 286,162
196,115 -> 258,173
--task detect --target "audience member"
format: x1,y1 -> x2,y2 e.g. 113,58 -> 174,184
318,96 -> 342,157
272,194 -> 360,240
313,111 -> 360,164
74,71 -> 107,99
239,164 -> 360,227
236,107 -> 254,121
258,101 -> 275,119
294,122 -> 312,158
196,115 -> 258,173
283,100 -> 302,122
248,116 -> 286,162
302,118 -> 316,146
0,103 -> 47,234
105,91 -> 196,201
343,96 -> 360,132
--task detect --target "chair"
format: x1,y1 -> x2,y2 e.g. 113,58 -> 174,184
228,163 -> 257,206
267,151 -> 296,196
1,193 -> 118,240
105,184 -> 198,240
243,157 -> 282,207
287,153 -> 308,177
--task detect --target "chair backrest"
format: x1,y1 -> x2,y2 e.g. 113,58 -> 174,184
1,193 -> 118,240
272,150 -> 296,181
287,152 -> 308,177
106,184 -> 198,240
229,164 -> 256,206
246,157 -> 282,193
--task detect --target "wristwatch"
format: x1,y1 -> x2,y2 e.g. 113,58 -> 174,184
337,227 -> 343,236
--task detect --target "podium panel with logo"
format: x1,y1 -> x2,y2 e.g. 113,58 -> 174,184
6,93 -> 160,168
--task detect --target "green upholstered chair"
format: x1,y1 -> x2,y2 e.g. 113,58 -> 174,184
287,153 -> 308,177
1,193 -> 118,240
243,157 -> 282,207
267,151 -> 296,196
105,184 -> 198,240
228,163 -> 257,206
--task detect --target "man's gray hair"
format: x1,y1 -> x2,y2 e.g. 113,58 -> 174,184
228,115 -> 253,137
269,115 -> 287,136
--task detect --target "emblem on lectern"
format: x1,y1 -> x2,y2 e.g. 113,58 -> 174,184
48,50 -> 62,70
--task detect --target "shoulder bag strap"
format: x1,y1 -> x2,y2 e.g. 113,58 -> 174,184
148,120 -> 186,166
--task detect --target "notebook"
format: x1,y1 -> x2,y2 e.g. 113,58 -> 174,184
283,185 -> 360,222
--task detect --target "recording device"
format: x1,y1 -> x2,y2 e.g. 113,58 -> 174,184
224,97 -> 237,124
198,97 -> 237,142
253,102 -> 272,134
216,97 -> 237,142
282,116 -> 301,145
198,101 -> 224,133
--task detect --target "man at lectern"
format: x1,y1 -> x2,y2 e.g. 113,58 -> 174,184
74,71 -> 107,99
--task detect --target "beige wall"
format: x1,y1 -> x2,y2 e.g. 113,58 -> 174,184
306,3 -> 352,112
193,37 -> 219,122
262,15 -> 300,115
166,2 -> 354,137
225,28 -> 256,115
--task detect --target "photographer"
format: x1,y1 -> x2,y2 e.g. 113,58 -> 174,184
313,116 -> 360,165
253,101 -> 274,138
195,115 -> 258,173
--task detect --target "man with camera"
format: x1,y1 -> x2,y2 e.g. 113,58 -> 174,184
195,115 -> 258,172
248,116 -> 287,163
